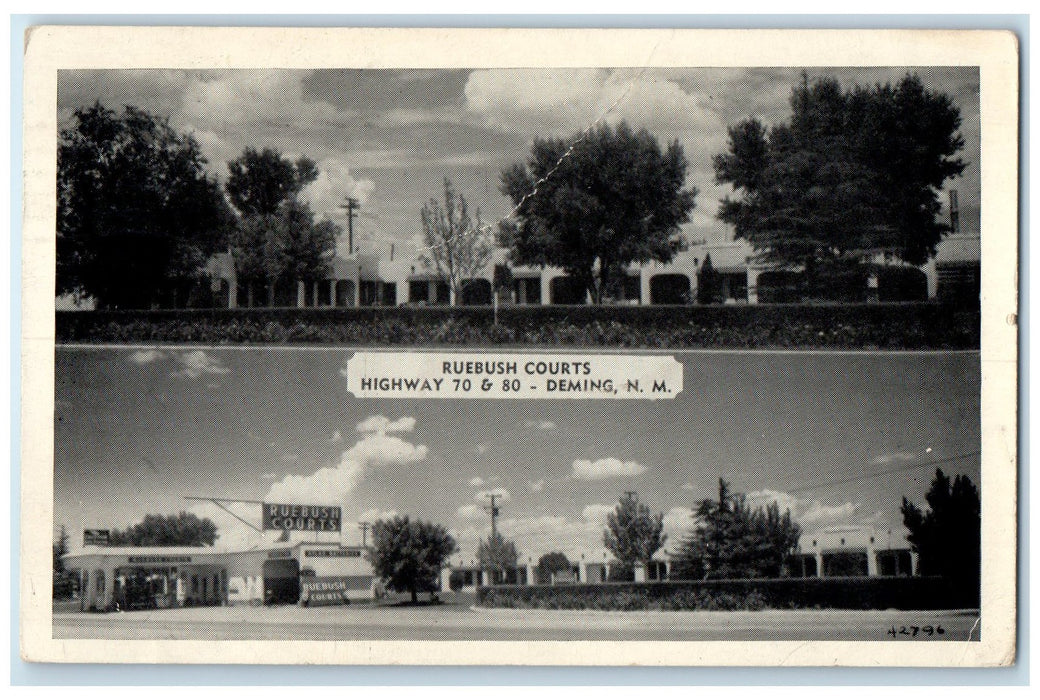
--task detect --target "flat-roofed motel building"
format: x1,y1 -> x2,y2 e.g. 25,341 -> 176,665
63,541 -> 380,612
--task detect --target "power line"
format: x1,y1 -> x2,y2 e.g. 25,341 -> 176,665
783,451 -> 981,495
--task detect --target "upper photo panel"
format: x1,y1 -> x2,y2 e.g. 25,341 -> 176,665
55,66 -> 980,349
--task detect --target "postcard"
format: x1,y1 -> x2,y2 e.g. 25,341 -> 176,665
21,26 -> 1018,666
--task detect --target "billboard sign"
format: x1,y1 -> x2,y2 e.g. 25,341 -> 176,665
300,576 -> 369,606
83,529 -> 109,546
262,503 -> 342,532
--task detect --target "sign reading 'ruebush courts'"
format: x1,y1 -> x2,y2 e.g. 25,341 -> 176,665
262,503 -> 342,532
345,352 -> 684,399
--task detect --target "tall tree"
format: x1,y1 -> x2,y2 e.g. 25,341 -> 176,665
57,103 -> 231,308
671,479 -> 800,580
477,532 -> 519,585
714,73 -> 966,295
901,469 -> 981,601
53,525 -> 78,600
225,149 -> 337,306
501,120 -> 697,303
369,516 -> 457,603
225,147 -> 318,218
696,253 -> 723,304
107,512 -> 218,547
603,492 -> 666,574
419,178 -> 494,306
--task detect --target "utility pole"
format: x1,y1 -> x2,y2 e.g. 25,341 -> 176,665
483,494 -> 500,539
482,493 -> 501,585
358,521 -> 370,548
340,197 -> 359,256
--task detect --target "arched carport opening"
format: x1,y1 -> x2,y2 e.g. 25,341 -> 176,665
649,274 -> 690,304
461,278 -> 493,305
550,276 -> 587,305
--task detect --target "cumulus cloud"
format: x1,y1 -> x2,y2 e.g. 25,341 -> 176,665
328,430 -> 343,444
468,476 -> 485,487
581,503 -> 615,524
525,419 -> 557,431
356,415 -> 416,435
457,504 -> 485,520
265,419 -> 427,508
800,501 -> 859,525
871,451 -> 917,465
358,507 -> 398,524
300,156 -> 375,223
343,432 -> 428,468
171,350 -> 229,379
179,70 -> 339,134
261,472 -> 277,480
571,457 -> 647,480
129,349 -> 165,365
527,479 -> 544,493
746,489 -> 860,531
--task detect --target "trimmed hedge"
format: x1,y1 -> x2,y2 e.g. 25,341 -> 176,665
476,576 -> 978,611
56,302 -> 978,349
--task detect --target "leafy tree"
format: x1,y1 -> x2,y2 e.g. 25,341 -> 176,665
603,492 -> 666,573
53,525 -> 78,600
696,253 -> 723,304
369,515 -> 457,603
107,512 -> 218,547
714,73 -> 966,295
535,551 -> 571,585
671,479 -> 800,580
477,531 -> 519,585
225,149 -> 338,306
901,469 -> 980,600
419,178 -> 494,306
57,103 -> 231,308
225,147 -> 318,218
501,120 -> 697,303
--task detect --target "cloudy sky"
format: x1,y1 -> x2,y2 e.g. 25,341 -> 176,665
57,67 -> 980,261
55,349 -> 980,561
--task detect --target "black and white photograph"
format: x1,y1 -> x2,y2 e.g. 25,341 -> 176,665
21,27 -> 1018,666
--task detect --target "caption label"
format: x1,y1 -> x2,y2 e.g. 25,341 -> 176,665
345,352 -> 683,400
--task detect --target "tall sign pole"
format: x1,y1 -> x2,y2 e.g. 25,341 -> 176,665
358,521 -> 370,548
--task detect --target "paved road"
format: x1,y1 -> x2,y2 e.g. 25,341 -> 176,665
53,603 -> 981,642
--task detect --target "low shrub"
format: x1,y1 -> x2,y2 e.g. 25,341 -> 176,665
476,576 -> 977,611
56,302 -> 979,349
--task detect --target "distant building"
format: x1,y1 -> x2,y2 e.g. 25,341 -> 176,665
786,525 -> 917,578
198,233 -> 980,310
57,228 -> 980,310
441,548 -> 671,591
63,541 -> 379,612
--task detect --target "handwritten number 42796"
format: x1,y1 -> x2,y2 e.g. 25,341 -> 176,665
887,625 -> 945,638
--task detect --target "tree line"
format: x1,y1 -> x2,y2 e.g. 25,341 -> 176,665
58,72 -> 966,309
58,105 -> 341,309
